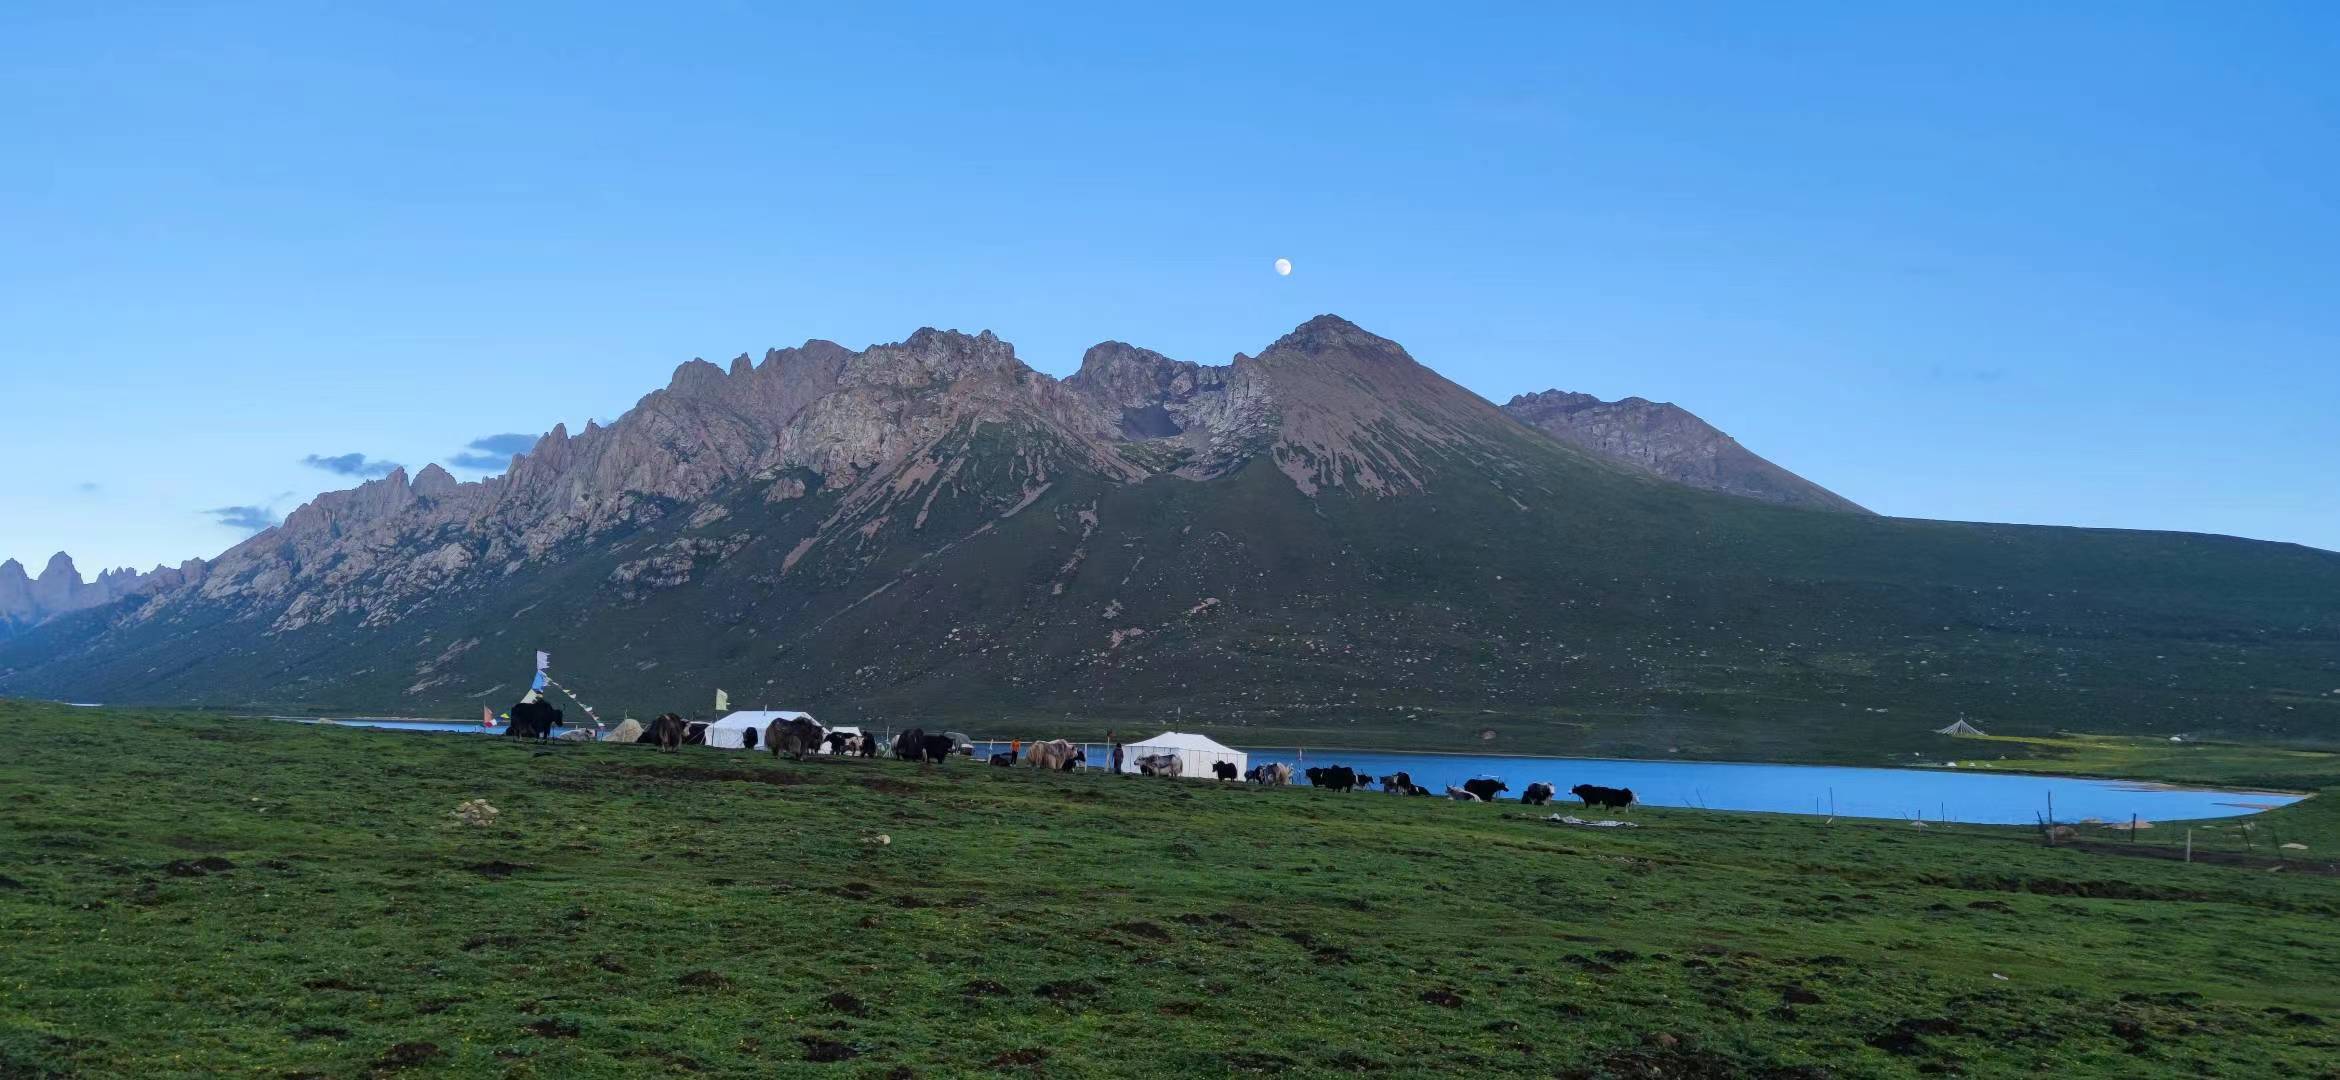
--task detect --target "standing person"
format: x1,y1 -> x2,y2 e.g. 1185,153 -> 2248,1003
1111,740 -> 1124,775
1010,737 -> 1021,763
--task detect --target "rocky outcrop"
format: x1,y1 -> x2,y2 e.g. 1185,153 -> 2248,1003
1063,341 -> 1274,477
0,552 -> 205,633
1502,390 -> 1867,513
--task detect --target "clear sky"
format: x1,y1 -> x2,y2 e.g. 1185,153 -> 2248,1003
3,3 -> 2335,575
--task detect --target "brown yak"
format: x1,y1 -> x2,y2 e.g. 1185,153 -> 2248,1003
646,713 -> 686,752
1023,739 -> 1086,771
767,716 -> 825,762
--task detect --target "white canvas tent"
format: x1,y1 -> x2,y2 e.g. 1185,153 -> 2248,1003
1933,719 -> 1986,737
1122,731 -> 1247,778
705,710 -> 817,749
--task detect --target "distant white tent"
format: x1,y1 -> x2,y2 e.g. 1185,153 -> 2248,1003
1122,731 -> 1247,778
705,710 -> 817,750
1933,719 -> 1987,737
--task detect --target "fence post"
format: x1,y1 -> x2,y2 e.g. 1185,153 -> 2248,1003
2184,829 -> 2192,864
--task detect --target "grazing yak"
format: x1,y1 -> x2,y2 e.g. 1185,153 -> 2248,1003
1445,786 -> 1482,801
824,731 -> 855,755
766,716 -> 824,761
1571,783 -> 1635,810
739,726 -> 759,752
1257,763 -> 1293,786
893,728 -> 957,764
1381,771 -> 1415,795
1211,761 -> 1238,781
643,713 -> 686,751
1461,778 -> 1509,803
1305,766 -> 1359,792
858,732 -> 880,758
1024,739 -> 1085,772
1521,782 -> 1556,806
1135,753 -> 1182,778
505,699 -> 563,740
987,751 -> 1017,767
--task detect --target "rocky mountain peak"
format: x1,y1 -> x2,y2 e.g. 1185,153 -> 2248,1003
412,463 -> 459,497
1501,389 -> 1867,513
666,358 -> 729,397
0,550 -> 189,632
1260,314 -> 1406,365
39,552 -> 77,582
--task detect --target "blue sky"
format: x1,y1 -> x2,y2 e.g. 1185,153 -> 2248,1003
3,3 -> 2335,574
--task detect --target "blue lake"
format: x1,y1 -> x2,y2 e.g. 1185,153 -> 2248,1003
302,719 -> 2300,826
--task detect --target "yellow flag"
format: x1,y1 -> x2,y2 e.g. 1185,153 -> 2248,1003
715,689 -> 730,712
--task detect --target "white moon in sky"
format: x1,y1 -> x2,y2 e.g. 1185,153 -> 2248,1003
1273,257 -> 1292,276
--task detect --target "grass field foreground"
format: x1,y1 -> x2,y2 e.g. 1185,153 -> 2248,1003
3,702 -> 2338,1077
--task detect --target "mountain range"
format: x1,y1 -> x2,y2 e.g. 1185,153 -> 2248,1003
0,554 -> 206,641
3,316 -> 2334,760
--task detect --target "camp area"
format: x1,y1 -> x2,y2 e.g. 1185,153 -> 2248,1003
701,710 -> 818,750
1121,730 -> 1247,777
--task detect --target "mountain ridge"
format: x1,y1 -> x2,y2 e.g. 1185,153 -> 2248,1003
1501,389 -> 1867,513
3,315 -> 2333,760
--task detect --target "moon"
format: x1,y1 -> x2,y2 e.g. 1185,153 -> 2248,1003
1273,257 -> 1292,277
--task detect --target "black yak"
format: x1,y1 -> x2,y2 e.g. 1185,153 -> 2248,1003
1305,766 -> 1358,792
1570,784 -> 1635,810
893,728 -> 954,764
1521,782 -> 1555,806
1211,761 -> 1238,781
505,699 -> 563,740
1461,778 -> 1508,803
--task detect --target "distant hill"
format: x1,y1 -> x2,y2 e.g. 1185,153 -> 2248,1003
3,316 -> 2335,760
1501,390 -> 1867,513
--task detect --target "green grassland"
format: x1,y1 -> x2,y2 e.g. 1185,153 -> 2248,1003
5,702 -> 2339,1078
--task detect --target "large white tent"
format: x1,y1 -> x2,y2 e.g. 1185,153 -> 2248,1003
705,710 -> 817,749
1122,731 -> 1247,778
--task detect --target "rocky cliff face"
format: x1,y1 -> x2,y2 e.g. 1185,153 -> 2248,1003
118,317 -> 1542,640
4,321 -> 1863,648
0,553 -> 205,636
1501,390 -> 1868,513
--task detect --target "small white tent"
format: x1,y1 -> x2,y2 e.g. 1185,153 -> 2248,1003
1122,731 -> 1247,778
1933,719 -> 1986,737
705,710 -> 817,749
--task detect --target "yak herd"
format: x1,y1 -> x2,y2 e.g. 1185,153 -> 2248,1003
503,700 -> 1635,809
